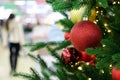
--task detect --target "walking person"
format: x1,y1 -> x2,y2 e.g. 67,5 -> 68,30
2,13 -> 25,75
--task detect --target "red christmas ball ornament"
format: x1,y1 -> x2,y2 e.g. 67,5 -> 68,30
64,32 -> 70,41
112,66 -> 120,80
62,47 -> 82,65
61,47 -> 96,66
70,21 -> 102,51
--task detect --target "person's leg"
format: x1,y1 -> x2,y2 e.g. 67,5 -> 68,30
13,43 -> 20,71
9,43 -> 15,74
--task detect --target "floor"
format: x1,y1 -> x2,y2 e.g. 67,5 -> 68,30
0,46 -> 34,80
0,45 -> 56,80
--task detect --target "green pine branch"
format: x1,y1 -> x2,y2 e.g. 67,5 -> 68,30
59,19 -> 74,32
29,41 -> 71,52
14,68 -> 42,80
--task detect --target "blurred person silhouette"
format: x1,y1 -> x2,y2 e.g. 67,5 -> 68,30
2,13 -> 25,74
0,20 -> 4,44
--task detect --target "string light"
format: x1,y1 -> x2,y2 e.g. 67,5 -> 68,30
88,78 -> 92,80
101,10 -> 103,13
83,16 -> 88,20
102,44 -> 106,47
94,19 -> 98,24
107,30 -> 111,33
96,6 -> 99,9
75,62 -> 79,66
104,23 -> 108,27
109,64 -> 112,68
78,66 -> 83,70
96,11 -> 99,14
112,1 -> 120,5
101,70 -> 104,73
108,11 -> 115,16
112,14 -> 115,16
118,1 -> 120,4
71,65 -> 74,67
96,20 -> 99,22
103,23 -> 112,33
86,62 -> 90,65
103,33 -> 106,35
113,1 -> 117,5
93,21 -> 97,24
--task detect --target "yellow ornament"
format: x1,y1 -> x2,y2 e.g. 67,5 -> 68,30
70,5 -> 87,23
70,5 -> 96,23
88,8 -> 96,22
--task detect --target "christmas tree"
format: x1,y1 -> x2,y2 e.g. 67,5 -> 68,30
14,0 -> 120,80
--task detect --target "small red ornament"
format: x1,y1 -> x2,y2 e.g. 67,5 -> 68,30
62,47 -> 81,65
64,32 -> 70,41
112,66 -> 120,80
70,21 -> 102,51
80,51 -> 96,66
61,47 -> 96,66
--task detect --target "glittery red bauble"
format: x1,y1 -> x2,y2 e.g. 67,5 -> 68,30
61,47 -> 96,66
62,47 -> 81,65
70,21 -> 102,51
64,32 -> 70,41
112,66 -> 120,80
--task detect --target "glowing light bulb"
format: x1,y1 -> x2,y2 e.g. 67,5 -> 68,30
75,62 -> 78,66
109,64 -> 112,68
104,33 -> 106,35
112,14 -> 115,16
101,70 -> 104,73
102,44 -> 106,47
113,1 -> 116,5
83,16 -> 88,20
104,23 -> 108,27
118,1 -> 120,4
71,65 -> 74,67
96,6 -> 99,9
93,21 -> 97,24
86,62 -> 90,65
78,66 -> 82,70
96,11 -> 99,14
96,20 -> 98,22
101,10 -> 103,13
107,30 -> 111,33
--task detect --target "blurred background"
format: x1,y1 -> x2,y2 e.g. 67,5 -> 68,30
0,0 -> 65,80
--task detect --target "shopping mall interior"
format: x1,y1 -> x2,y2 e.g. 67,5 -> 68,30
0,0 -> 65,80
